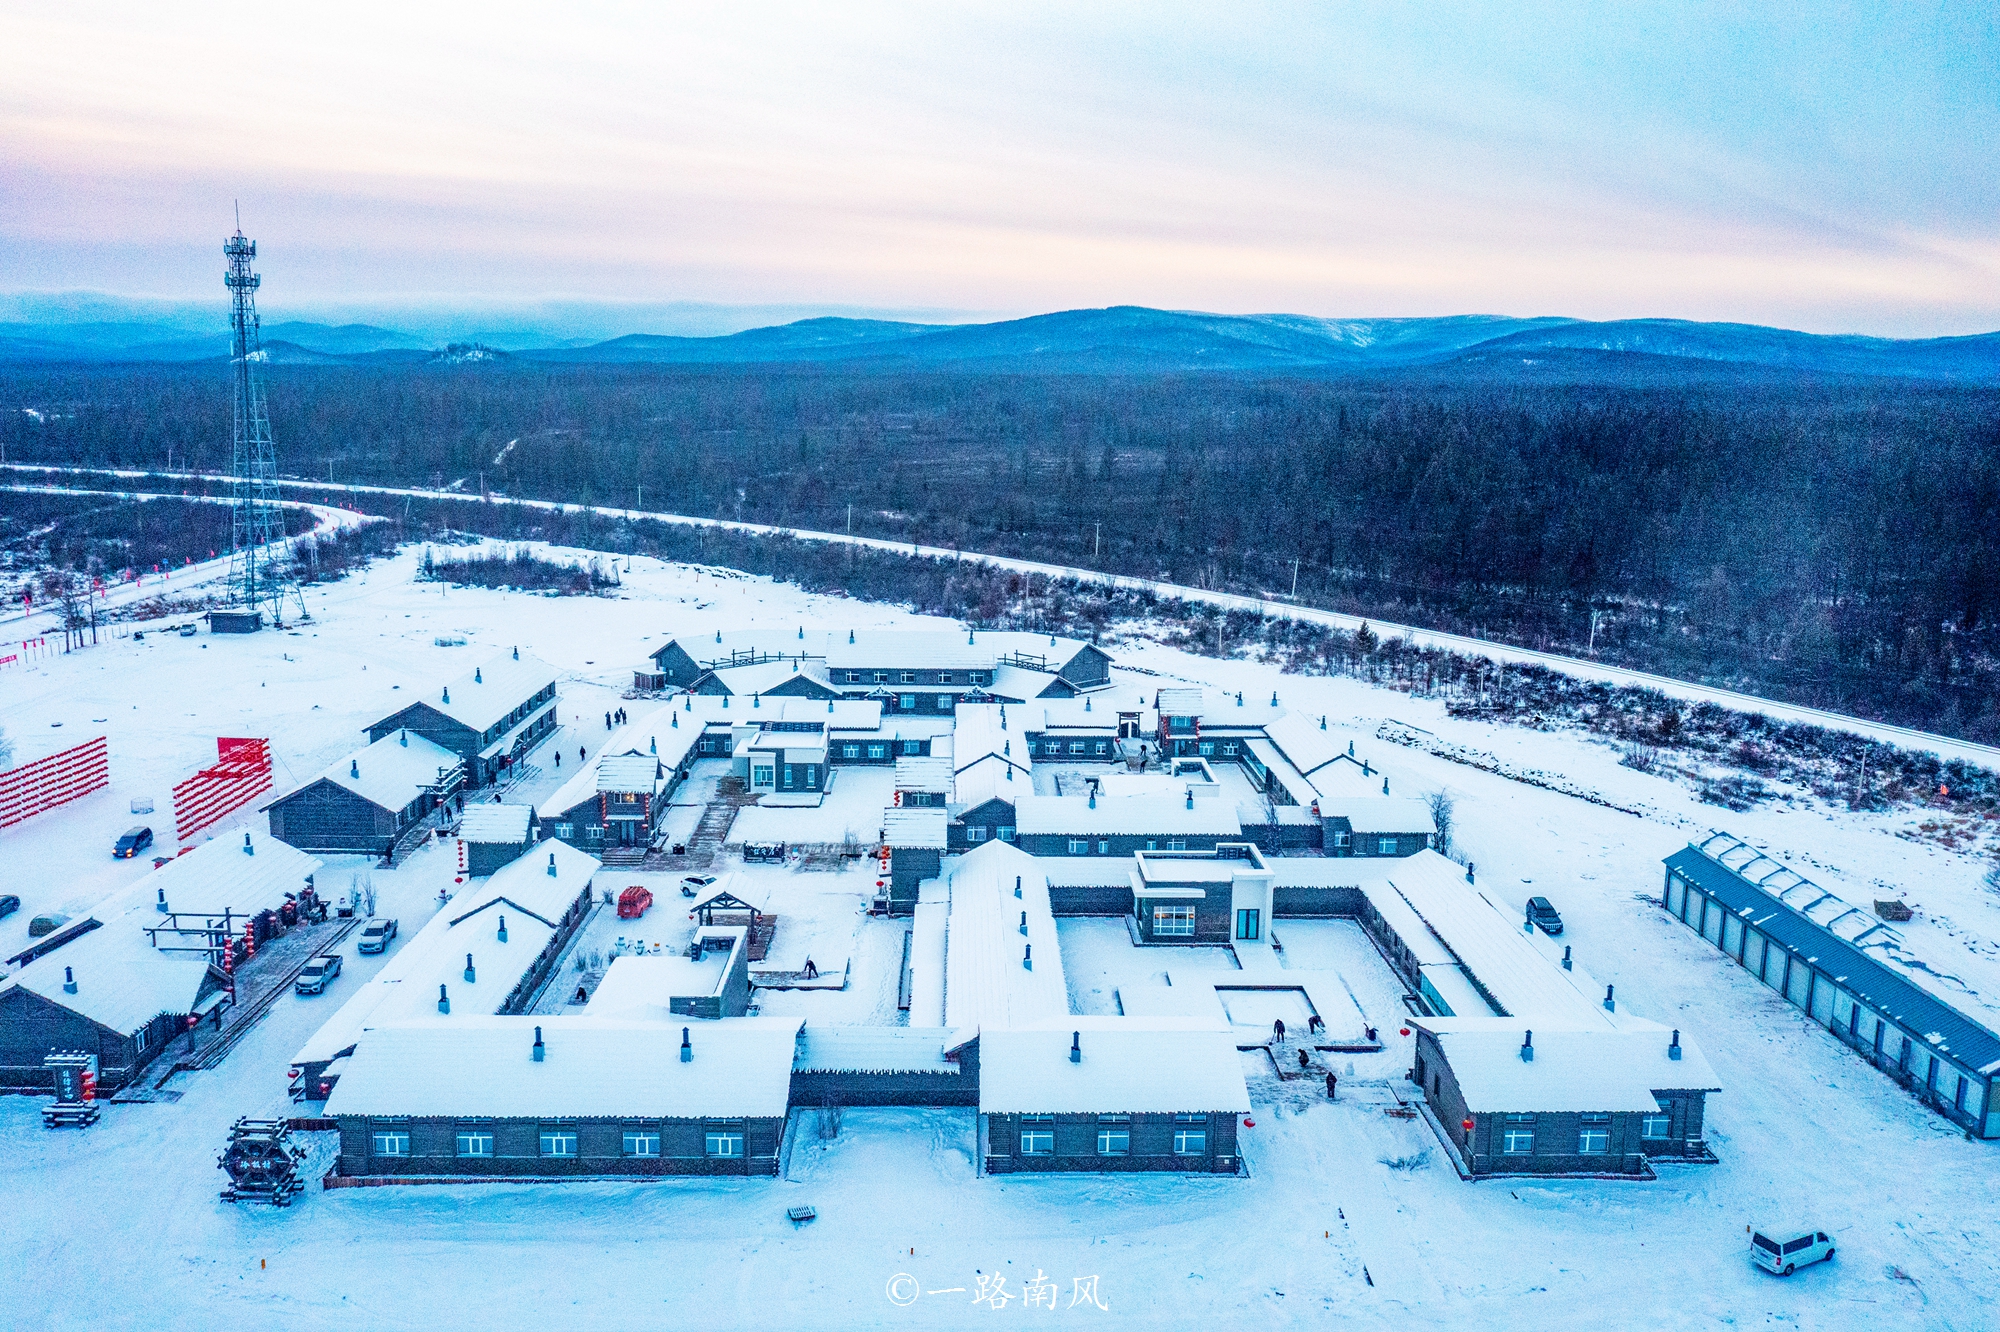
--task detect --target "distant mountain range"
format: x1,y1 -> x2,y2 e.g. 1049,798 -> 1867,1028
3,306 -> 1995,381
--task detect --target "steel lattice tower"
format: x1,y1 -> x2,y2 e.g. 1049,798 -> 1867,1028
224,223 -> 305,626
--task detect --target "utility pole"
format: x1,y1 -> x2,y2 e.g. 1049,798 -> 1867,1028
1093,521 -> 1101,560
1290,558 -> 1300,598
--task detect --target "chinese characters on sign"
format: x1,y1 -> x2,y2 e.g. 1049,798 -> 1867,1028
886,1271 -> 1110,1311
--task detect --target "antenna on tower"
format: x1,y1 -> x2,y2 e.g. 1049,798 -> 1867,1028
220,212 -> 307,633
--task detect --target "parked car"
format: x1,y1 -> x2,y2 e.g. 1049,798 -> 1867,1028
1526,896 -> 1564,935
178,623 -> 197,638
680,873 -> 720,898
356,917 -> 399,954
114,826 -> 155,859
617,885 -> 655,919
295,954 -> 344,995
0,894 -> 19,921
1751,1226 -> 1834,1276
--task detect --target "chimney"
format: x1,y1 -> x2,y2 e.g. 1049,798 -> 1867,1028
1319,715 -> 1326,730
1362,760 -> 1370,776
512,645 -> 519,660
1019,910 -> 1028,936
475,667 -> 482,683
1023,943 -> 1032,971
1561,945 -> 1572,971
547,851 -> 558,877
799,625 -> 805,639
1669,1030 -> 1683,1060
753,693 -> 760,708
1006,765 -> 1013,782
1382,778 -> 1390,795
438,983 -> 450,1014
63,966 -> 77,995
1236,692 -> 1243,706
244,831 -> 254,855
157,887 -> 168,913
1070,1031 -> 1082,1064
1603,985 -> 1616,1012
399,729 -> 408,747
1084,696 -> 1091,711
1185,789 -> 1194,810
1014,876 -> 1021,899
1270,690 -> 1278,706
650,736 -> 657,753
1348,740 -> 1355,756
1520,1030 -> 1533,1062
1000,707 -> 1007,729
532,1026 -> 545,1061
716,629 -> 722,642
443,687 -> 450,704
1466,862 -> 1475,884
498,915 -> 508,942
849,629 -> 855,643
351,760 -> 360,779
671,712 -> 678,728
968,628 -> 975,644
680,1027 -> 692,1062
464,953 -> 476,983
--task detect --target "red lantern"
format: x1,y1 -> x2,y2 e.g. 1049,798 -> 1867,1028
1461,1118 -> 1473,1134
1242,1117 -> 1255,1128
1399,1027 -> 1410,1037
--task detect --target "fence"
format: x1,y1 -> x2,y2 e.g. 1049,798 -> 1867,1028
0,735 -> 110,829
173,737 -> 274,846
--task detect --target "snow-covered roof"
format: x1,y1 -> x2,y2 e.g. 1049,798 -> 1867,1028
1112,984 -> 1230,1025
587,943 -> 735,1017
985,665 -> 1064,701
894,756 -> 953,793
322,1016 -> 805,1120
474,838 -> 600,923
1014,794 -> 1242,838
458,802 -> 533,844
1310,754 -> 1395,800
951,754 -> 1025,813
1414,1019 -> 1721,1113
1328,796 -> 1438,836
422,652 -> 558,734
1154,688 -> 1205,717
1,923 -> 213,1034
1357,880 -> 1459,969
704,660 -> 832,696
1241,736 -> 1322,805
688,879 -> 762,914
268,729 -> 460,814
666,630 -> 825,668
141,827 -> 323,917
950,704 -> 1030,774
1031,697 -> 1116,729
1260,711 -> 1346,777
942,841 -> 1068,1032
980,1020 -> 1251,1114
597,753 -> 661,793
539,713 -> 674,819
882,807 -> 948,849
794,1025 -> 962,1074
1382,853 -> 1611,1027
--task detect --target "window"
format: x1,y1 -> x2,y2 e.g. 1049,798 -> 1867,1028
1641,1114 -> 1670,1140
456,1131 -> 494,1158
998,826 -> 1016,843
874,671 -> 888,684
1153,906 -> 1195,937
1170,715 -> 1190,728
752,766 -> 774,787
781,765 -> 795,789
1097,840 -> 1110,854
898,740 -> 918,755
1069,839 -> 1089,855
1198,741 -> 1214,756
372,1130 -> 410,1157
966,825 -> 988,844
867,743 -> 887,759
971,671 -> 988,685
806,766 -> 818,789
586,825 -> 603,841
1146,840 -> 1158,851
1782,1237 -> 1814,1256
1094,741 -> 1108,754
554,822 -> 574,839
1235,908 -> 1261,942
900,694 -> 916,711
1173,1129 -> 1207,1154
135,1026 -> 149,1052
846,671 -> 860,683
938,672 -> 952,684
1173,1113 -> 1207,1123
937,695 -> 953,710
1096,1115 -> 1130,1156
1577,1115 -> 1610,1155
1377,837 -> 1399,855
1221,742 -> 1238,757
842,743 -> 859,758
1166,840 -> 1186,851
1955,1075 -> 1969,1112
1502,1115 -> 1534,1155
623,1130 -> 660,1157
1069,740 -> 1086,754
705,1128 -> 745,1158
1333,831 -> 1350,850
901,671 -> 915,684
540,1129 -> 578,1158
1019,1116 -> 1054,1155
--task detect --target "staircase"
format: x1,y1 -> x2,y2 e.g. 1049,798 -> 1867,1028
650,776 -> 757,872
600,845 -> 647,867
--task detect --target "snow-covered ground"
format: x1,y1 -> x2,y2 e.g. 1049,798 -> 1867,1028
3,543 -> 1999,1331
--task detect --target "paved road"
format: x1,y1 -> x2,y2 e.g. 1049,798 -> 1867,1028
7,462 -> 1995,768
0,482 -> 373,635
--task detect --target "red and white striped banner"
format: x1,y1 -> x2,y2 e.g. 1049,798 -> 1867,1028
0,735 -> 110,829
173,737 -> 273,845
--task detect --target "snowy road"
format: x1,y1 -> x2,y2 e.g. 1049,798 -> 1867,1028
0,482 -> 375,635
6,462 -> 1996,769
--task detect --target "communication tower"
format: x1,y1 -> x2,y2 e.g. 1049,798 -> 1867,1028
221,218 -> 306,629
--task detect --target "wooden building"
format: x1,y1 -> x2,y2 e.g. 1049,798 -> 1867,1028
1012,792 -> 1242,858
263,729 -> 460,856
459,802 -> 536,876
366,651 -> 558,787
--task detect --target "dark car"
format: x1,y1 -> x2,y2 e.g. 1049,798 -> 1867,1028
356,918 -> 399,954
0,894 -> 19,921
114,826 -> 155,859
1527,896 -> 1564,936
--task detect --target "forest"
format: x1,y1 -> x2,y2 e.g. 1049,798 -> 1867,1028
2,359 -> 1997,741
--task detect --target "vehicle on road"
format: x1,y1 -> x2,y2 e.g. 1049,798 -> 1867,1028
114,826 -> 155,859
680,873 -> 719,898
617,885 -> 655,919
1526,896 -> 1564,935
356,917 -> 399,954
0,894 -> 19,921
295,954 -> 344,995
1751,1227 -> 1834,1276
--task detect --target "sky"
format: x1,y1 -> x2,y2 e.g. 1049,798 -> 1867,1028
2,2 -> 1997,337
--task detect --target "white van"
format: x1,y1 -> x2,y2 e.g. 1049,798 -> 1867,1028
1750,1227 -> 1834,1276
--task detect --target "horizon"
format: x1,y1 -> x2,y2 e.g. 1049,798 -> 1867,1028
5,6 -> 1998,339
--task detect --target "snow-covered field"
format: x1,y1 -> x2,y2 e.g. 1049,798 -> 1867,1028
3,543 -> 1998,1331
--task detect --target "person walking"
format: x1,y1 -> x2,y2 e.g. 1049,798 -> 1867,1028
1273,1018 -> 1286,1043
1326,1072 -> 1338,1100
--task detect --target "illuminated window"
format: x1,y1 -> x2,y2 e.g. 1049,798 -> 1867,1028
1152,906 -> 1195,937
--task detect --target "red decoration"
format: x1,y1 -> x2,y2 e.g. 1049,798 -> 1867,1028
172,737 -> 273,844
1242,1117 -> 1255,1128
1,735 -> 109,829
1399,1027 -> 1410,1037
1461,1118 -> 1473,1133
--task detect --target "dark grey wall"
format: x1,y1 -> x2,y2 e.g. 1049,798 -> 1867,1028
267,780 -> 402,855
983,1110 -> 1239,1174
790,1069 -> 976,1106
334,1114 -> 784,1177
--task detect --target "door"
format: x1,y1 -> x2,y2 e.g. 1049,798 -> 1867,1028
1235,908 -> 1261,942
1743,930 -> 1765,979
1722,914 -> 1744,958
1665,876 -> 1685,918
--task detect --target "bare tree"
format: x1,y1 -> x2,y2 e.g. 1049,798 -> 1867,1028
1426,789 -> 1456,858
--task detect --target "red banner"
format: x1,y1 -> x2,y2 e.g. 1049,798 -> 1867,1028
0,735 -> 109,829
173,737 -> 273,846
